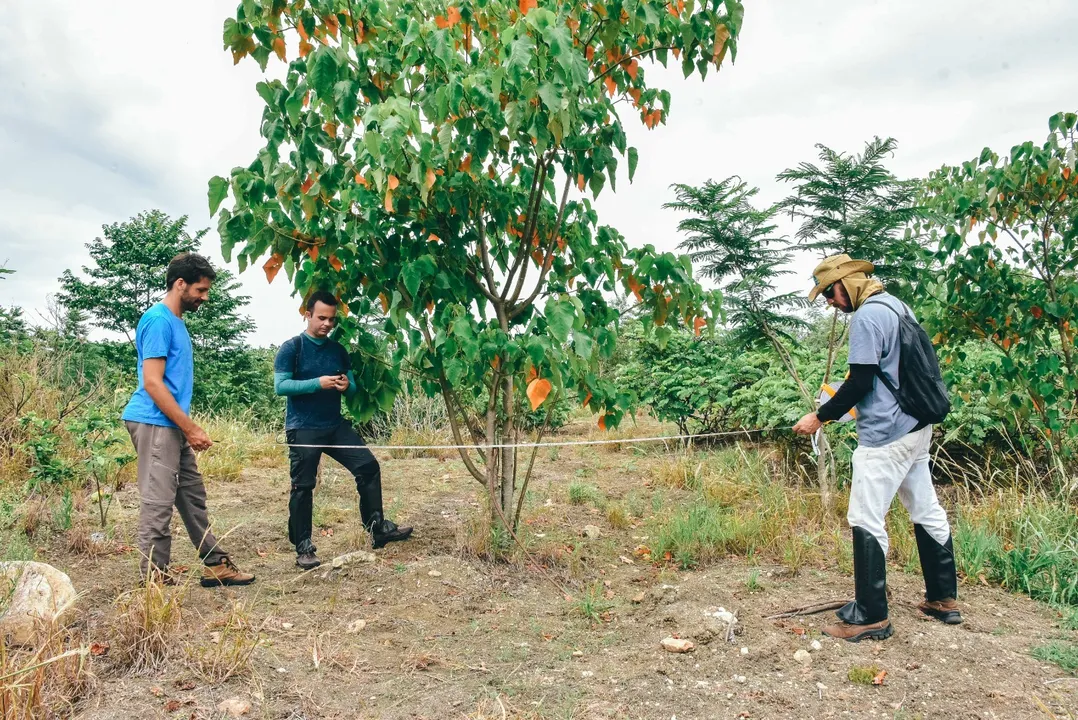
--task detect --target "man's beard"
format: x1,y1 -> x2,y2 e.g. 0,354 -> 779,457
180,294 -> 204,313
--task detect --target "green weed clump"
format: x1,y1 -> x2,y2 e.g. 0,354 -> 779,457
848,664 -> 882,685
1032,641 -> 1078,674
567,482 -> 604,508
955,491 -> 1078,606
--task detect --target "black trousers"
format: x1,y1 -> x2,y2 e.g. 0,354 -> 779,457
286,422 -> 382,553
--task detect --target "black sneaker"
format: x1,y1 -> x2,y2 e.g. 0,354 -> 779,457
371,517 -> 413,549
296,552 -> 321,570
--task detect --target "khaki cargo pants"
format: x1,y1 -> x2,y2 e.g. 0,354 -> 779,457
125,421 -> 228,575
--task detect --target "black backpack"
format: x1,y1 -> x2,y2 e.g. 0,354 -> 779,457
862,298 -> 951,425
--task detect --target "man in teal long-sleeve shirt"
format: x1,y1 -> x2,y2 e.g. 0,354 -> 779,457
274,290 -> 412,569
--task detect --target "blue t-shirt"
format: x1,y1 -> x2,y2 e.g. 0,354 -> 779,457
274,334 -> 352,430
847,293 -> 920,448
121,303 -> 194,427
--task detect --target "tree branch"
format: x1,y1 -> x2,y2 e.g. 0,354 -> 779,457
510,172 -> 573,317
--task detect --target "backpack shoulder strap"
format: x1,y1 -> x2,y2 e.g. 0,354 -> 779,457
862,296 -> 907,319
291,335 -> 303,376
860,298 -> 902,395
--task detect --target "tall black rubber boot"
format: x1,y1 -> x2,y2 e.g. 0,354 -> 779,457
837,526 -> 890,625
914,524 -> 962,624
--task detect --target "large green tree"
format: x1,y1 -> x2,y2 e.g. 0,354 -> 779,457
922,111 -> 1078,449
777,137 -> 927,285
212,0 -> 741,523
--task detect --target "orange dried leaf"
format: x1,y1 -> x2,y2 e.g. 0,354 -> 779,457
519,0 -> 538,15
388,174 -> 400,190
379,293 -> 389,313
625,59 -> 639,80
583,391 -> 592,407
527,378 -> 552,410
426,301 -> 434,314
263,253 -> 284,284
306,244 -> 319,262
603,75 -> 617,97
668,2 -> 679,17
577,174 -> 586,191
384,189 -> 394,212
324,121 -> 337,138
694,316 -> 707,337
425,168 -> 436,189
872,670 -> 887,686
90,642 -> 110,657
598,414 -> 607,431
301,175 -> 315,194
672,46 -> 681,60
272,36 -> 286,61
491,356 -> 501,370
447,6 -> 462,25
303,90 -> 310,107
428,233 -> 441,242
324,14 -> 340,38
355,173 -> 368,186
459,154 -> 473,173
585,45 -> 595,62
299,37 -> 314,57
329,254 -> 343,272
526,365 -> 538,382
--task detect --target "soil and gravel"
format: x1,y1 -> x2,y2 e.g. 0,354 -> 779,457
34,419 -> 1078,719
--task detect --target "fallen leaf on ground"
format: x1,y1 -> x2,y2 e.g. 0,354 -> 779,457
872,669 -> 887,685
150,687 -> 165,698
164,699 -> 183,712
174,679 -> 196,691
89,642 -> 110,656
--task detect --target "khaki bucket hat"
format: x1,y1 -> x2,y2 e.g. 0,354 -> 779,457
808,254 -> 875,301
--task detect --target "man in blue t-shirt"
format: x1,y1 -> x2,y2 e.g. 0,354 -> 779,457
794,254 -> 960,642
122,253 -> 255,588
274,290 -> 412,569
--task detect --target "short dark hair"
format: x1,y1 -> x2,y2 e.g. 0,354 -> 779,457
306,290 -> 339,313
166,253 -> 217,290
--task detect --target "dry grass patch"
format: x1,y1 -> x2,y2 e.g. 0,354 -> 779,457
0,625 -> 95,718
109,575 -> 187,674
187,599 -> 260,683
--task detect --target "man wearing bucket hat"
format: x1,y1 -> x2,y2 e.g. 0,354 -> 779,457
793,254 -> 960,642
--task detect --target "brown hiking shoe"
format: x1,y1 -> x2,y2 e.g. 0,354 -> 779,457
822,618 -> 893,643
200,557 -> 256,588
918,598 -> 962,625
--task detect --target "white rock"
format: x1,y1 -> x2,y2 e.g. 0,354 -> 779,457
331,551 -> 377,568
572,650 -> 584,658
661,637 -> 695,653
708,608 -> 737,624
0,562 -> 78,646
740,647 -> 749,655
217,697 -> 251,717
281,622 -> 294,630
347,619 -> 367,633
736,675 -> 747,683
427,570 -> 442,577
793,649 -> 812,666
810,640 -> 822,652
582,525 -> 602,539
581,670 -> 594,678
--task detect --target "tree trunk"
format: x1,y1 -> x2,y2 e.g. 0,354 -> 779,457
499,375 -> 516,520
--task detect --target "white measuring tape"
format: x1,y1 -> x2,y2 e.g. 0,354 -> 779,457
276,427 -> 792,452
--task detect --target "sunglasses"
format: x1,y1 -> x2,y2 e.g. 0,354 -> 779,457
822,283 -> 837,300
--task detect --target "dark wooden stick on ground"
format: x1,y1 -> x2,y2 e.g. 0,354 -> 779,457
763,600 -> 849,620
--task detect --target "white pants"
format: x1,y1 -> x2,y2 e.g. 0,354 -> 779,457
847,425 -> 950,554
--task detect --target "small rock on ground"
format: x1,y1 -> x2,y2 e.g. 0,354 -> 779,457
217,697 -> 251,717
582,525 -> 602,539
794,649 -> 812,665
661,637 -> 695,653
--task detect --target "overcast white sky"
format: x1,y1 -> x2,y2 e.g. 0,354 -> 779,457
2,1 -> 1076,347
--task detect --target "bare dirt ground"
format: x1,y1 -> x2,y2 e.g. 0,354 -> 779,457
38,418 -> 1078,719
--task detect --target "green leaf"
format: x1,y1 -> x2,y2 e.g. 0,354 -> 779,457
573,331 -> 595,361
309,49 -> 338,98
546,298 -> 575,343
207,176 -> 229,216
285,85 -> 305,126
627,147 -> 639,183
